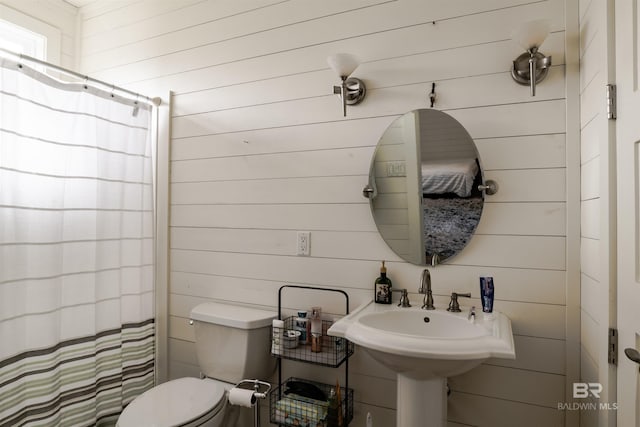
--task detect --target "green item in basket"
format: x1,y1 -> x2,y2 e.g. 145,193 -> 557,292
275,395 -> 329,426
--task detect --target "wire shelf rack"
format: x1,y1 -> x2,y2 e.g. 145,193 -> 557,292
270,376 -> 354,427
272,317 -> 354,368
272,285 -> 354,426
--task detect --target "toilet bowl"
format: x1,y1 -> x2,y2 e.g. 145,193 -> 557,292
116,302 -> 277,427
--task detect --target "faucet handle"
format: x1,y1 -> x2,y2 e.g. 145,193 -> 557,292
446,292 -> 471,312
392,289 -> 411,307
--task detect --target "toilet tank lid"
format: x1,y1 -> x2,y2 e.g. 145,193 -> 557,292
190,302 -> 277,329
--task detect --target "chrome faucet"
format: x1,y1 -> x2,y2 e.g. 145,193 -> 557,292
419,269 -> 435,310
393,289 -> 411,307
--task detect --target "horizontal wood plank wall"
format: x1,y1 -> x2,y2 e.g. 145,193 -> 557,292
578,0 -> 615,426
0,0 -> 78,68
78,0 -> 574,426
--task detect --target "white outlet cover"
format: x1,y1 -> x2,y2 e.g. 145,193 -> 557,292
296,231 -> 310,256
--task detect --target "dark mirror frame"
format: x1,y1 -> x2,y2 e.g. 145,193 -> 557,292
367,109 -> 485,265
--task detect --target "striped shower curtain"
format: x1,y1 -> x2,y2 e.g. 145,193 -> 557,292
0,58 -> 155,426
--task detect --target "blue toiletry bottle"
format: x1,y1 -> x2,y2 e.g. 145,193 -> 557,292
479,277 -> 494,313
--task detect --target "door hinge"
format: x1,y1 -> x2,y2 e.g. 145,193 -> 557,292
608,327 -> 618,365
606,84 -> 617,120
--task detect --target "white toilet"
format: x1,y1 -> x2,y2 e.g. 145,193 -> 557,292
117,301 -> 277,427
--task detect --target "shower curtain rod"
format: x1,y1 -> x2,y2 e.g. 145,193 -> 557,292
0,47 -> 161,107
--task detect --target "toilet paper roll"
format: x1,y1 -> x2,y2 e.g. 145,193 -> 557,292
228,387 -> 256,408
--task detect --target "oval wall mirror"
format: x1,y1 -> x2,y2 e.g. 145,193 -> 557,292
367,109 -> 485,265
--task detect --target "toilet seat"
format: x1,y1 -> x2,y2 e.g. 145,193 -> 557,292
117,377 -> 228,427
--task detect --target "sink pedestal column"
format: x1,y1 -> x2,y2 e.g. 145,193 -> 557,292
397,374 -> 447,427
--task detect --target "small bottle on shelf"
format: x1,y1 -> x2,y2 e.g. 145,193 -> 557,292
310,306 -> 322,335
271,319 -> 284,355
294,311 -> 308,343
310,307 -> 322,352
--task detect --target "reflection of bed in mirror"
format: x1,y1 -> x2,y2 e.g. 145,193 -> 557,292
421,158 -> 479,198
421,158 -> 483,261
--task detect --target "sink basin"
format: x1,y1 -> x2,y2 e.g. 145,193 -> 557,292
331,302 -> 515,379
359,309 -> 487,338
328,300 -> 515,427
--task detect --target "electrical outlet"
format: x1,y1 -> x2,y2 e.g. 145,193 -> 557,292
386,161 -> 406,177
297,231 -> 310,256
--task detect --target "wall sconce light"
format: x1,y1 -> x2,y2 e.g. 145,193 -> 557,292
511,20 -> 552,96
327,53 -> 366,117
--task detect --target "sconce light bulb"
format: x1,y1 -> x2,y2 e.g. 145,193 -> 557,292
511,19 -> 550,51
327,53 -> 360,78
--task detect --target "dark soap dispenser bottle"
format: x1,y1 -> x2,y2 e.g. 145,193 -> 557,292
374,261 -> 393,304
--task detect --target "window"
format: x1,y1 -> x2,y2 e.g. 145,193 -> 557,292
0,19 -> 47,59
0,4 -> 61,63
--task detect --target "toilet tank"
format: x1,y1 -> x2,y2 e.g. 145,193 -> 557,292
190,302 -> 277,384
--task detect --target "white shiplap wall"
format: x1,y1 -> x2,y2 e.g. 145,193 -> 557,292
578,0 -> 616,426
0,0 -> 78,68
77,1 -> 578,426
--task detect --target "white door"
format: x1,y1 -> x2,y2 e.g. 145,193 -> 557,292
616,1 -> 640,425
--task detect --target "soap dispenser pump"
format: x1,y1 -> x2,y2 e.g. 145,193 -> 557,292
374,261 -> 393,304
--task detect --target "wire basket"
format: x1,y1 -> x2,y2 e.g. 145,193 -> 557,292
272,317 -> 354,367
270,377 -> 354,427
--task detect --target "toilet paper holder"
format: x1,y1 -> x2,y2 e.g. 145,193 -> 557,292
235,378 -> 271,400
234,379 -> 271,427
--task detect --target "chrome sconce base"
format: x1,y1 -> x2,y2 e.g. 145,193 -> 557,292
478,179 -> 498,196
333,77 -> 366,117
511,49 -> 551,96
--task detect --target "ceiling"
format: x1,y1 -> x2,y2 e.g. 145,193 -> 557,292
63,0 -> 98,8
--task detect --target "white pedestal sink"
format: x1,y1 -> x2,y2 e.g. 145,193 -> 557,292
328,300 -> 515,427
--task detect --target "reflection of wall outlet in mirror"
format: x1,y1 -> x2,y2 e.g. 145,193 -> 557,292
386,161 -> 406,177
297,231 -> 310,256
